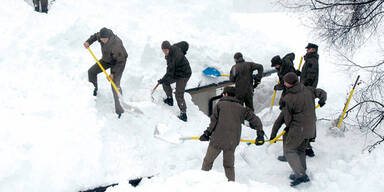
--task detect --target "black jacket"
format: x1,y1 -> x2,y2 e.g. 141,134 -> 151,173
162,45 -> 192,82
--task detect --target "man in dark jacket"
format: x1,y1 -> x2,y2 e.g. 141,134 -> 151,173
297,43 -> 320,157
229,52 -> 264,111
200,86 -> 264,181
270,53 -> 297,162
84,27 -> 128,118
298,43 -> 319,88
33,0 -> 48,13
271,53 -> 296,91
158,41 -> 192,122
270,72 -> 326,187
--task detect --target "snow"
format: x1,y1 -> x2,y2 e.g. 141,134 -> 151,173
0,0 -> 382,191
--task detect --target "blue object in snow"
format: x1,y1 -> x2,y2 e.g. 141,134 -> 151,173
202,67 -> 221,77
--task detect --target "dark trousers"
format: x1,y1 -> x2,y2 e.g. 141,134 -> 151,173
162,77 -> 189,113
88,60 -> 125,114
285,139 -> 310,177
201,142 -> 235,181
33,0 -> 48,12
236,93 -> 254,111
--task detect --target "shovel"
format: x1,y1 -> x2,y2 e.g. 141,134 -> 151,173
202,67 -> 229,78
87,48 -> 143,114
180,136 -> 283,144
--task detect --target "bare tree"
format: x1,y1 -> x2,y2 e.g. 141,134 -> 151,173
279,0 -> 384,50
278,0 -> 384,152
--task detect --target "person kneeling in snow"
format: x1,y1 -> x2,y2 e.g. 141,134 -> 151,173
271,72 -> 326,187
84,27 -> 128,118
199,86 -> 264,181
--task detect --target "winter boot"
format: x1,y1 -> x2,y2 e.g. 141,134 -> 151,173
178,112 -> 187,122
93,88 -> 98,96
290,175 -> 310,187
277,155 -> 287,162
34,6 -> 39,12
163,97 -> 173,106
306,148 -> 315,157
289,174 -> 296,181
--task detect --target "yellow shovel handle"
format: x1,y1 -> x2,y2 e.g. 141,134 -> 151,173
87,48 -> 121,95
270,130 -> 286,144
221,74 -> 229,77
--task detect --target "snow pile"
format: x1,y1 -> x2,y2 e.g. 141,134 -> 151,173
0,0 -> 383,192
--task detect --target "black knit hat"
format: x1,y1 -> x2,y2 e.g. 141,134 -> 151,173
305,43 -> 318,50
100,27 -> 111,38
271,55 -> 282,67
222,86 -> 236,97
234,52 -> 243,60
283,72 -> 298,85
161,41 -> 171,49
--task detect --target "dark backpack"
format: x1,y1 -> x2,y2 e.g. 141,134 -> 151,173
173,41 -> 189,55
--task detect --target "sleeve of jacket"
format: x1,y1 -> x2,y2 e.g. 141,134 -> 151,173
206,103 -> 220,133
251,63 -> 264,79
282,97 -> 294,127
244,107 -> 263,132
86,32 -> 100,45
314,88 -> 327,101
229,66 -> 237,82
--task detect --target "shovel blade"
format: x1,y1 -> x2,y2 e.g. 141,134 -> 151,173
202,67 -> 221,77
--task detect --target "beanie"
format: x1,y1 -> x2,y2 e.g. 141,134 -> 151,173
161,41 -> 171,49
283,72 -> 298,85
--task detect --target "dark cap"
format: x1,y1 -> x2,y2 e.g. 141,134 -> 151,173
305,43 -> 318,50
161,41 -> 171,49
222,86 -> 236,97
283,72 -> 298,85
271,55 -> 282,67
234,52 -> 243,60
100,27 -> 111,38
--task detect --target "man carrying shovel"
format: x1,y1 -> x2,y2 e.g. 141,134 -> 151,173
84,27 -> 128,118
270,72 -> 326,186
199,86 -> 265,181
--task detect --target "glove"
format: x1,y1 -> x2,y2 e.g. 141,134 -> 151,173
295,70 -> 301,76
283,126 -> 289,133
273,85 -> 279,90
199,130 -> 211,141
158,78 -> 164,84
255,130 -> 265,146
318,99 -> 326,107
253,76 -> 262,88
253,81 -> 259,88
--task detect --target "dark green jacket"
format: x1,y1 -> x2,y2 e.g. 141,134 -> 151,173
229,60 -> 263,97
301,52 -> 319,88
275,53 -> 296,90
281,83 -> 326,148
206,96 -> 263,150
86,29 -> 128,74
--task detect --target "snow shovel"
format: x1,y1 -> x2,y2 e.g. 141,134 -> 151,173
180,136 -> 283,144
202,67 -> 229,78
151,83 -> 160,101
87,48 -> 143,114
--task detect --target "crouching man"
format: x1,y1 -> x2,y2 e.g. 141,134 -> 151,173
199,86 -> 265,181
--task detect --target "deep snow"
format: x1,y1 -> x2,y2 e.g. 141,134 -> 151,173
0,0 -> 382,192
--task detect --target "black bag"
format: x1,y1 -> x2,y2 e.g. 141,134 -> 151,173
173,41 -> 189,55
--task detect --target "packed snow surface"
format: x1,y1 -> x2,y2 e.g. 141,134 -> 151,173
0,0 -> 382,192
